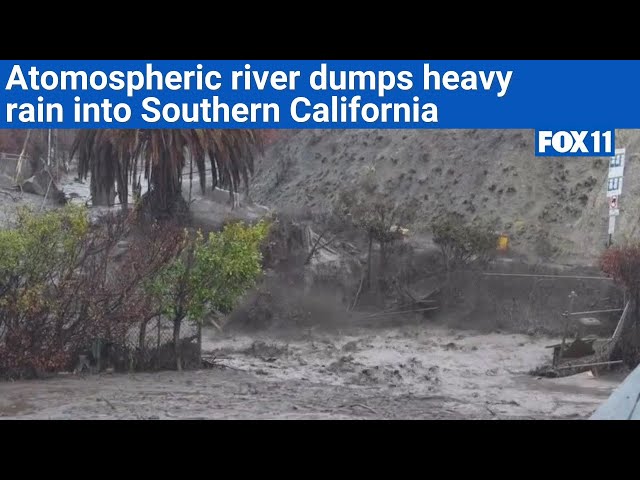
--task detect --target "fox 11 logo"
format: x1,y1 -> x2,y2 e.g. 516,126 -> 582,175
535,130 -> 614,157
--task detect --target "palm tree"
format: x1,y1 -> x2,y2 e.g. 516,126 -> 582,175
70,129 -> 262,214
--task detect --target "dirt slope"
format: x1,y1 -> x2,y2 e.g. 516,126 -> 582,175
251,129 -> 640,264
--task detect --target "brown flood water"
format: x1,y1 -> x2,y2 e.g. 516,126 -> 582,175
0,325 -> 623,420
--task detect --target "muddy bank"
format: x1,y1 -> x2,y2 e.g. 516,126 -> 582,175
0,324 -> 622,419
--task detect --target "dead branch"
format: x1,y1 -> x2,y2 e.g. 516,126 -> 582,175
556,360 -> 623,370
349,274 -> 365,312
304,228 -> 333,265
393,281 -> 417,303
210,318 -> 223,332
40,177 -> 53,211
15,130 -> 31,182
349,403 -> 378,415
362,307 -> 439,319
216,363 -> 245,372
99,398 -> 117,410
316,237 -> 336,252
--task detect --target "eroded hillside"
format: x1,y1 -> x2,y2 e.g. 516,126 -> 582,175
251,129 -> 640,264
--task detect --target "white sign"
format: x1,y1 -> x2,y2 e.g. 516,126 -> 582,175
609,148 -> 626,179
606,148 -> 625,241
607,177 -> 623,197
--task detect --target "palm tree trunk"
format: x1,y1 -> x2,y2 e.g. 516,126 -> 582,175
144,150 -> 187,217
91,178 -> 116,206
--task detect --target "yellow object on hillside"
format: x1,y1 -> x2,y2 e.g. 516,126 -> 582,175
497,234 -> 509,251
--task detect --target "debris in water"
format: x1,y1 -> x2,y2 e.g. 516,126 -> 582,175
342,341 -> 359,352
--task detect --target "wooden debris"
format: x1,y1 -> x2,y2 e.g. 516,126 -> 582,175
556,360 -> 623,370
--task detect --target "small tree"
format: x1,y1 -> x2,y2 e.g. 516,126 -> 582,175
149,221 -> 269,370
431,212 -> 498,273
0,206 -> 180,377
336,170 -> 417,290
600,244 -> 640,366
0,205 -> 90,375
601,244 -> 640,325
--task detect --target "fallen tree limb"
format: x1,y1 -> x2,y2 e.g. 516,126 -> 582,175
482,272 -> 613,281
349,274 -> 365,312
40,177 -> 53,211
209,318 -> 223,332
569,308 -> 624,316
349,403 -> 378,415
99,398 -> 117,410
362,307 -> 439,319
556,360 -> 623,370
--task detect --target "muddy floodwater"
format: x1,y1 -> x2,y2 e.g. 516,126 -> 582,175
0,324 -> 623,419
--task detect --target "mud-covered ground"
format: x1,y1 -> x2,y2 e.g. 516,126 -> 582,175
0,324 -> 623,419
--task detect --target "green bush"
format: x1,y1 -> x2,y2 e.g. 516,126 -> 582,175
0,205 -> 270,377
149,220 -> 270,370
0,205 -> 92,376
431,213 -> 498,271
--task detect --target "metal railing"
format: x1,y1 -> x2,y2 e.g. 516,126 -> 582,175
0,152 -> 24,161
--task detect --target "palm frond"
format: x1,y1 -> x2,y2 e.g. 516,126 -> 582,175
71,129 -> 263,210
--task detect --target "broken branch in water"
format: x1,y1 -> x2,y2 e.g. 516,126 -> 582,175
99,398 -> 117,410
362,307 -> 439,319
556,360 -> 623,370
209,318 -> 223,332
349,274 -> 365,312
485,406 -> 497,417
349,403 -> 378,415
214,362 -> 245,372
304,227 -> 335,265
40,177 -> 53,211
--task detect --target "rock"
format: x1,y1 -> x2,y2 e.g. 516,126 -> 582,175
21,170 -> 51,196
21,170 -> 65,204
21,177 -> 45,195
342,341 -> 359,352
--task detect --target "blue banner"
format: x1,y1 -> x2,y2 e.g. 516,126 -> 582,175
0,60 -> 636,129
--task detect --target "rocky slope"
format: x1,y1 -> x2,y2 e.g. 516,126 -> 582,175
251,129 -> 640,264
